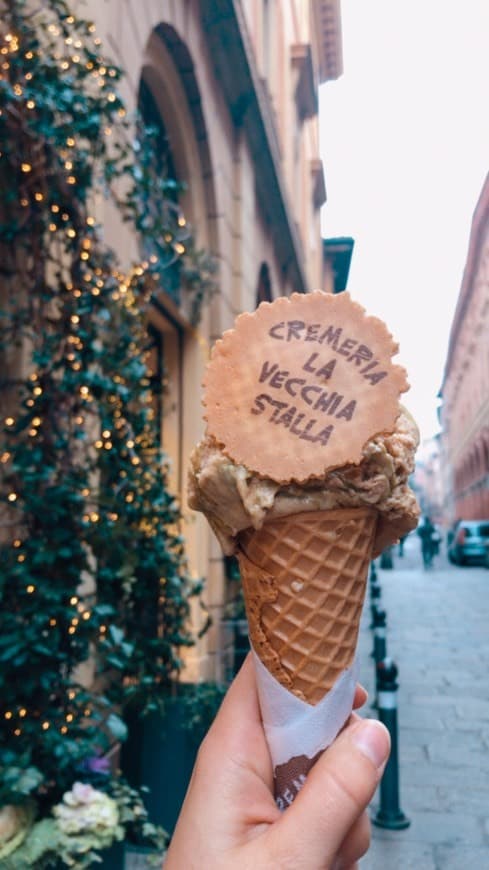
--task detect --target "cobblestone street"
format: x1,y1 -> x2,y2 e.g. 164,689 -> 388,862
358,533 -> 489,869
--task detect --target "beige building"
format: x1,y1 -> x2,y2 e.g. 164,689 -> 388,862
440,173 -> 489,525
413,434 -> 444,526
80,0 -> 344,680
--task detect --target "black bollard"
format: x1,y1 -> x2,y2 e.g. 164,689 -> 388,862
370,608 -> 387,709
371,607 -> 387,663
373,658 -> 410,830
369,561 -> 381,602
369,585 -> 382,629
380,546 -> 394,570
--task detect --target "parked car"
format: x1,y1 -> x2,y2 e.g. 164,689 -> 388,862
448,520 -> 489,566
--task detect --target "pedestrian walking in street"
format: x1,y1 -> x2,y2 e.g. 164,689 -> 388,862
417,515 -> 438,568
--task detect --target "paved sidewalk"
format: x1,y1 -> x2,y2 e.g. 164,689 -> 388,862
358,534 -> 489,869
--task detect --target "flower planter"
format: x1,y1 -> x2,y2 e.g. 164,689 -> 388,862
53,841 -> 124,869
97,841 -> 126,869
121,697 -> 198,835
124,844 -> 164,868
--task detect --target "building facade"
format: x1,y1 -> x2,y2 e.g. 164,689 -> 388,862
440,173 -> 489,524
413,434 -> 444,526
79,0 -> 344,680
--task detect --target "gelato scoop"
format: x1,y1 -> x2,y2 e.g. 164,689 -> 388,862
188,405 -> 419,558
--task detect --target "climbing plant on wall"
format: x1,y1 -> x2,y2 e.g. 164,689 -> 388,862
0,0 -> 215,864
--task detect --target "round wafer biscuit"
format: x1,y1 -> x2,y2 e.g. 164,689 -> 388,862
203,291 -> 408,482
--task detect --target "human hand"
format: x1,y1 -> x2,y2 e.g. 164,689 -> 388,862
165,655 -> 390,870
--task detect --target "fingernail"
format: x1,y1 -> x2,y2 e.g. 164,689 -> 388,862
351,719 -> 390,770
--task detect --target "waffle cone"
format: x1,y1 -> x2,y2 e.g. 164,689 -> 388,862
237,507 -> 377,705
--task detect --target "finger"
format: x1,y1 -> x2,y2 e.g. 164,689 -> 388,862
333,810 -> 371,869
206,653 -> 261,743
353,684 -> 368,709
199,654 -> 273,783
268,718 -> 390,868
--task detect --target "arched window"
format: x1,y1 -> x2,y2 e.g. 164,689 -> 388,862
138,77 -> 179,185
137,78 -> 183,305
137,77 -> 183,490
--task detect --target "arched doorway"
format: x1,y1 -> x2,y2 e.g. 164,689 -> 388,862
136,24 -> 217,496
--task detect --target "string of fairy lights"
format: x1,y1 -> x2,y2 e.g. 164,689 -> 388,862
0,5 -> 206,746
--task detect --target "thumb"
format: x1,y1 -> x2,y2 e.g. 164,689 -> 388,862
269,718 -> 390,868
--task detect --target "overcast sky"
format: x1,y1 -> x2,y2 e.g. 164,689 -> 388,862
319,0 -> 489,443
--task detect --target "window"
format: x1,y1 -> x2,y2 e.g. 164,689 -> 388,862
146,312 -> 183,492
256,262 -> 273,306
138,78 -> 181,304
145,325 -> 164,448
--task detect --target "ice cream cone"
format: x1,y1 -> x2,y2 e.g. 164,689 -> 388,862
237,507 -> 377,705
191,290 -> 418,808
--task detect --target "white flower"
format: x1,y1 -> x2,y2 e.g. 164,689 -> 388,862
71,783 -> 97,805
53,783 -> 119,837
